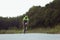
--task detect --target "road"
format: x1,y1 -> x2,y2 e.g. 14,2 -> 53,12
0,33 -> 60,40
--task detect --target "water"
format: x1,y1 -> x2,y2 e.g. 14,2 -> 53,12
0,33 -> 60,40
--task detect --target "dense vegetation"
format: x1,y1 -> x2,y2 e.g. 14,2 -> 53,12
0,0 -> 60,30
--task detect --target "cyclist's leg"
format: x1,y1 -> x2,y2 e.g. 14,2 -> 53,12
23,21 -> 27,33
23,25 -> 25,33
24,22 -> 28,33
23,20 -> 28,33
23,21 -> 25,33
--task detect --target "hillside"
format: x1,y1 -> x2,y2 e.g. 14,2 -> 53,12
25,0 -> 60,29
0,0 -> 60,33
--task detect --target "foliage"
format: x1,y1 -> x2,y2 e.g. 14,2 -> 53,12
0,0 -> 60,30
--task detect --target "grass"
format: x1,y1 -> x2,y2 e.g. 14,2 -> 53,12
0,29 -> 25,34
0,24 -> 60,34
28,25 -> 60,34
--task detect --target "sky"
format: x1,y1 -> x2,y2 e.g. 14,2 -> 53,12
0,0 -> 53,17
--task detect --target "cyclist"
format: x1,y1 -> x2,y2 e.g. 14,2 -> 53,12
23,15 -> 29,33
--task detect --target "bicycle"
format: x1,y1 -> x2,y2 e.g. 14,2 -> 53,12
23,22 -> 28,33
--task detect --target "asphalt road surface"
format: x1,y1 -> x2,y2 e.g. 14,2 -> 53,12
0,33 -> 60,40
